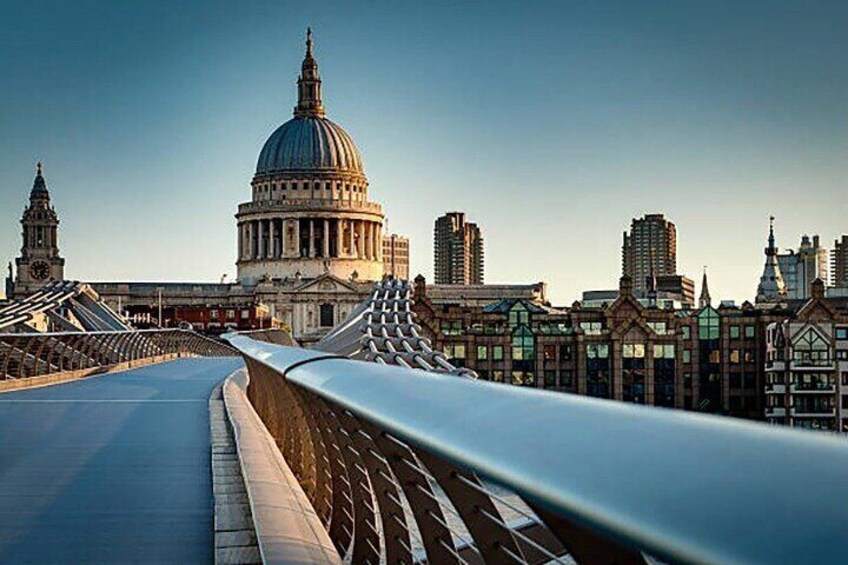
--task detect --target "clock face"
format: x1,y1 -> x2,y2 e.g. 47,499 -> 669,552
29,260 -> 51,281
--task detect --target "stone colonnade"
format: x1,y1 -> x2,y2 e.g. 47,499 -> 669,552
239,217 -> 382,262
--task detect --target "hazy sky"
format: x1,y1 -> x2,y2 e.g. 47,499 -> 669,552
1,1 -> 846,304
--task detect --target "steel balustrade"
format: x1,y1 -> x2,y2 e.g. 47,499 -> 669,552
227,333 -> 848,565
0,329 -> 237,381
317,278 -> 476,377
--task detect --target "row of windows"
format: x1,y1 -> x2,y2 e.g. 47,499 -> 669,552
729,325 -> 757,339
452,340 -> 779,367
679,323 -> 757,340
768,372 -> 848,385
209,309 -> 250,320
256,181 -> 365,194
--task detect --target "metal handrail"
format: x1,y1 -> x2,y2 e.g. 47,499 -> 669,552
2,329 -> 237,381
226,334 -> 848,564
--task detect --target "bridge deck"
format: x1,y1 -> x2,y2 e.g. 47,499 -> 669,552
0,357 -> 243,563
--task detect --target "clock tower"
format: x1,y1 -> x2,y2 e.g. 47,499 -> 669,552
14,163 -> 65,296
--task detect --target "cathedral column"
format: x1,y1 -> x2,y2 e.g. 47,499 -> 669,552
269,218 -> 276,259
323,218 -> 330,258
309,219 -> 316,258
362,221 -> 371,261
377,228 -> 383,261
293,219 -> 301,258
348,220 -> 355,257
371,223 -> 378,260
248,221 -> 255,259
258,220 -> 266,259
238,224 -> 244,260
335,219 -> 343,258
357,220 -> 365,259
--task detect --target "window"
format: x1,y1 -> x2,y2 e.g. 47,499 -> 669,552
560,371 -> 573,387
698,308 -> 720,340
226,310 -> 235,320
730,325 -> 740,339
793,329 -> 830,366
493,370 -> 504,382
319,304 -> 335,327
492,345 -> 504,361
441,321 -> 463,336
511,327 -> 535,361
730,349 -> 741,364
837,350 -> 848,361
476,345 -> 488,361
241,309 -> 250,320
559,344 -> 573,362
543,345 -> 556,361
836,327 -> 848,340
745,325 -> 755,339
580,321 -> 603,335
681,326 -> 691,339
444,344 -> 466,360
683,350 -> 691,363
210,309 -> 219,318
647,321 -> 669,335
544,370 -> 556,387
586,343 -> 609,359
653,344 -> 675,359
508,303 -> 530,327
622,344 -> 645,358
511,371 -> 533,386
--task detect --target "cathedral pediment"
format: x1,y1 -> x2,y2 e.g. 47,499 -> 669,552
294,273 -> 359,294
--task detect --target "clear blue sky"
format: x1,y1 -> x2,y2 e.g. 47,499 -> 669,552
1,1 -> 846,304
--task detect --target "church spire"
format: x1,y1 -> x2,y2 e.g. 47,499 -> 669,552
766,215 -> 776,256
756,215 -> 787,303
294,27 -> 325,118
31,161 -> 49,198
699,267 -> 711,308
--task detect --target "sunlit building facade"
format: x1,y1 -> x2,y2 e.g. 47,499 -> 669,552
765,280 -> 848,432
382,234 -> 410,280
434,212 -> 484,285
413,275 -> 772,421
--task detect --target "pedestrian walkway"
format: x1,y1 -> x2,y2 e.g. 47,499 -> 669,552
0,357 -> 242,563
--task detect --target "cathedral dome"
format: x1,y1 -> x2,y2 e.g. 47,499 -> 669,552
255,28 -> 364,177
256,116 -> 363,175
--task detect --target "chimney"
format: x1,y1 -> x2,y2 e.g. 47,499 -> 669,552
811,278 -> 825,299
619,275 -> 633,296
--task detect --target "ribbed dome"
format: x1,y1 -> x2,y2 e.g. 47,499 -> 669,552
256,116 -> 364,175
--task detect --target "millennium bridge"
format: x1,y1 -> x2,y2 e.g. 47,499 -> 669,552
1,280 -> 847,564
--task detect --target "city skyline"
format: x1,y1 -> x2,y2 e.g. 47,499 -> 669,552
2,2 -> 847,304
